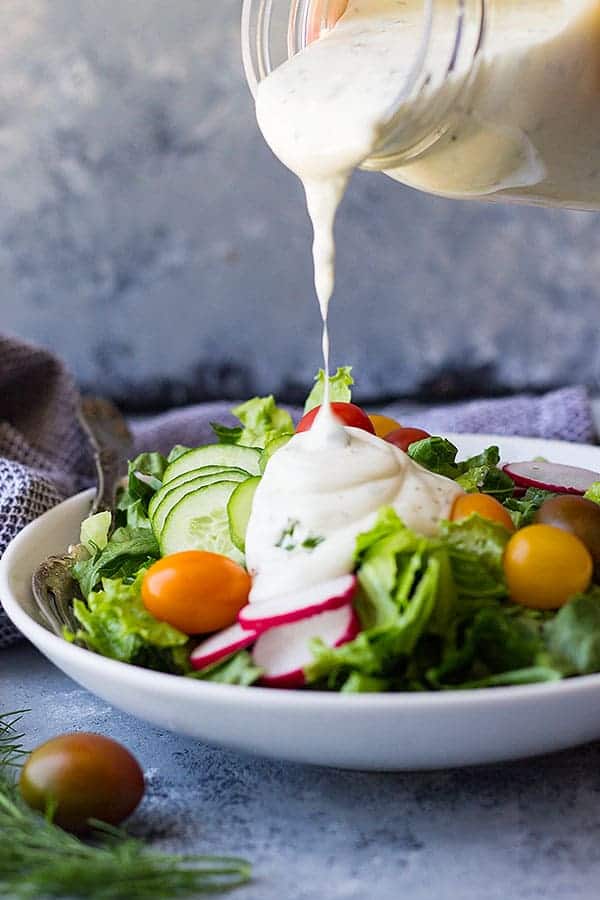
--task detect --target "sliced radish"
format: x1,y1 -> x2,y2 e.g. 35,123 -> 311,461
239,575 -> 357,632
190,621 -> 258,670
252,603 -> 360,689
503,460 -> 600,496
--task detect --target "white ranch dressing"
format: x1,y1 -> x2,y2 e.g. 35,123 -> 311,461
246,0 -> 469,597
246,427 -> 463,603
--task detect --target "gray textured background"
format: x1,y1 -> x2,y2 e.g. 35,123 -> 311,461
2,0 -> 600,410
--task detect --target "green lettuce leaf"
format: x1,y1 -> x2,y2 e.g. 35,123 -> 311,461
408,437 -> 461,479
66,573 -> 188,670
584,482 -> 600,505
304,367 -> 354,413
409,439 -> 513,499
189,650 -> 262,686
503,487 -> 557,528
73,527 -> 159,598
116,451 -> 168,530
230,396 -> 294,450
439,515 -> 510,600
456,465 -> 514,500
427,606 -> 549,687
544,589 -> 600,675
305,509 -> 446,687
80,511 -> 111,554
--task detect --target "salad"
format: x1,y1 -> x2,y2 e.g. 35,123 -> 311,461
63,368 -> 600,693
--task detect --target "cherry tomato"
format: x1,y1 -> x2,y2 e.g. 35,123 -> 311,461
451,493 -> 515,532
19,733 -> 144,833
142,550 -> 251,634
296,402 -> 375,435
384,427 -> 431,453
504,524 -> 592,610
535,495 -> 600,577
368,413 -> 403,439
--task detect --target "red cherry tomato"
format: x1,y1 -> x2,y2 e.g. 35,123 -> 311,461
19,733 -> 145,833
296,402 -> 376,434
384,427 -> 431,453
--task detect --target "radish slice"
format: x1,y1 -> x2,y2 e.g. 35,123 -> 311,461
239,575 -> 357,632
190,622 -> 258,670
252,603 -> 360,689
503,460 -> 600,496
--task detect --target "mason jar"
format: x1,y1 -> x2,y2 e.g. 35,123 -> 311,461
241,0 -> 600,209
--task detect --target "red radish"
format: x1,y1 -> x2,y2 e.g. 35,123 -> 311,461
239,575 -> 357,632
252,603 -> 360,688
503,461 -> 600,496
190,622 -> 258,670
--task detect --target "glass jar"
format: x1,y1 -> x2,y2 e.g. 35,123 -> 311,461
242,0 -> 600,209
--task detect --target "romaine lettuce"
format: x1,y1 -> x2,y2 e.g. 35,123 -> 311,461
65,572 -> 189,671
303,367 -> 354,413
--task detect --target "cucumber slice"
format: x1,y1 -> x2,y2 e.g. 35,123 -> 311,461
227,476 -> 261,552
160,481 -> 243,563
260,433 -> 293,473
149,466 -> 249,523
151,469 -> 249,539
163,444 -> 261,484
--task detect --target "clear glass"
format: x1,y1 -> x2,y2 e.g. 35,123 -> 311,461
242,0 -> 600,210
242,0 -> 484,169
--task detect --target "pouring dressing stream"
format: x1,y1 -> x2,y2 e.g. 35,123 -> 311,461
245,0 -> 472,601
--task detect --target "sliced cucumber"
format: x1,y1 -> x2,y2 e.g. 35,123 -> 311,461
260,433 -> 293,473
151,469 -> 249,539
160,481 -> 243,563
227,476 -> 261,552
163,444 -> 261,483
149,465 -> 249,523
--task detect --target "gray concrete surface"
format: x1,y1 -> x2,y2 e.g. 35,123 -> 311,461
3,641 -> 600,900
2,2 -> 600,409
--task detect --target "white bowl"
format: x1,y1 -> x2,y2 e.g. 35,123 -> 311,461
3,433 -> 600,771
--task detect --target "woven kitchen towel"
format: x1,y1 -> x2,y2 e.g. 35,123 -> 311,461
0,334 -> 596,647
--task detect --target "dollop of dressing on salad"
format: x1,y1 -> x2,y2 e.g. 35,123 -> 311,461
246,427 -> 462,603
246,0 -> 467,595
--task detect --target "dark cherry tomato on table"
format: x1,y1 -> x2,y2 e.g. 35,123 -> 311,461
142,550 -> 251,634
296,402 -> 376,435
19,733 -> 145,833
451,493 -> 515,532
535,495 -> 600,579
504,524 -> 593,610
384,427 -> 431,453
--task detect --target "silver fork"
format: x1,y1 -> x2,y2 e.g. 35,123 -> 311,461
31,397 -> 133,636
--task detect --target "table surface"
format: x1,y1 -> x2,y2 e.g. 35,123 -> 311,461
4,642 -> 600,900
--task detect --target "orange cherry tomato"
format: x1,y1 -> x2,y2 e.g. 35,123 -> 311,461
142,551 -> 251,634
20,733 -> 144,833
504,524 -> 593,610
296,402 -> 375,435
384,427 -> 430,453
368,413 -> 403,439
451,493 -> 516,532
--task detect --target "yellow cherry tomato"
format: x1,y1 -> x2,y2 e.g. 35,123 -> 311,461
451,493 -> 515,532
504,524 -> 593,610
368,413 -> 403,439
142,551 -> 251,634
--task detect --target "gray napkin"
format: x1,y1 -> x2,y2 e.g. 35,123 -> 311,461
0,334 -> 596,648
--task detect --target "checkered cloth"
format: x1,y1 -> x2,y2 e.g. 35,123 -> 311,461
1,334 -> 596,647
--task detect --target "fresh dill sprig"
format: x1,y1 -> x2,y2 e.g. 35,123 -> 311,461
0,711 -> 251,899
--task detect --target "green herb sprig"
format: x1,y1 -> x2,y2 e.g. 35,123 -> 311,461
0,712 -> 251,899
